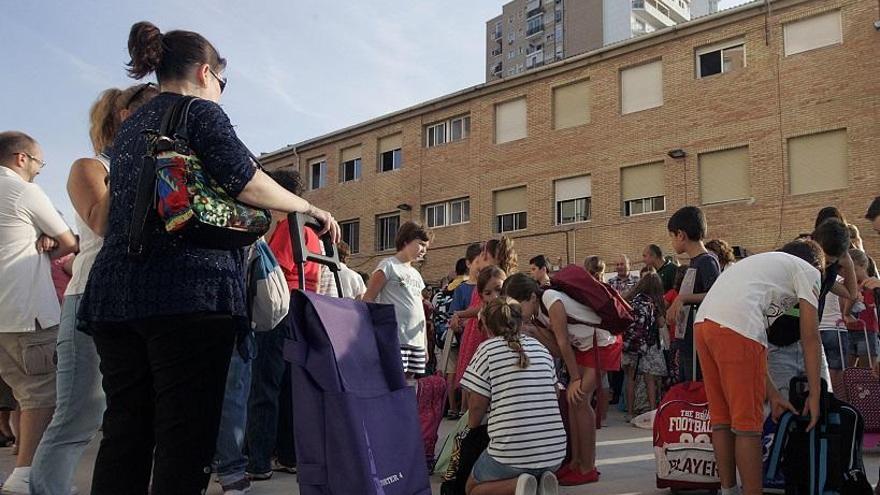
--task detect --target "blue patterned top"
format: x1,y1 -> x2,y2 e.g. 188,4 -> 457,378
79,93 -> 257,322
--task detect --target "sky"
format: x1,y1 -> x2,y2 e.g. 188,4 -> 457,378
0,0 -> 750,224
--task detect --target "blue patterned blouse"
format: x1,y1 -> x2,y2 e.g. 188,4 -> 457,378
79,92 -> 256,322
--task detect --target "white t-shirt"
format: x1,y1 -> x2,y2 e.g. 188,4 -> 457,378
0,167 -> 70,332
695,252 -> 821,347
338,263 -> 366,299
537,289 -> 616,350
374,256 -> 426,348
461,336 -> 567,469
818,276 -> 845,331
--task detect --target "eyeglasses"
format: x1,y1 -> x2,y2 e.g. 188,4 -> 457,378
209,67 -> 227,94
14,152 -> 46,169
126,82 -> 156,109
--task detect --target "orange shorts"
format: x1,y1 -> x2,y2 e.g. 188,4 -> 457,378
695,320 -> 766,435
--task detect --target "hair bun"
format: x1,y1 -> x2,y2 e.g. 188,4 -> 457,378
127,21 -> 163,79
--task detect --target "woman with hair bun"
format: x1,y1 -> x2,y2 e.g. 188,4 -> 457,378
27,82 -> 158,495
77,22 -> 340,494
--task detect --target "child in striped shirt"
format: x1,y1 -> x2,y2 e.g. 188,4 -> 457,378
461,297 -> 566,495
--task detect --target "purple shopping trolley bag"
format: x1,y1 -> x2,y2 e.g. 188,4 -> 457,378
283,213 -> 432,495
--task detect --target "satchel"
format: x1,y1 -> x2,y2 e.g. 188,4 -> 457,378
247,239 -> 290,332
129,95 -> 270,255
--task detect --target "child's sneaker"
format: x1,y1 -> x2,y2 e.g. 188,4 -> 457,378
245,470 -> 272,481
271,459 -> 297,474
539,471 -> 559,495
220,477 -> 251,495
514,473 -> 538,495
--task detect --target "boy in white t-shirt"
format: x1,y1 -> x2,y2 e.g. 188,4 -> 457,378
694,240 -> 825,495
363,222 -> 432,377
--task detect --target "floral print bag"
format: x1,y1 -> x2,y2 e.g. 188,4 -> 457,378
148,96 -> 269,249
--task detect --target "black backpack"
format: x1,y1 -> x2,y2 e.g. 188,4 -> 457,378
766,377 -> 873,495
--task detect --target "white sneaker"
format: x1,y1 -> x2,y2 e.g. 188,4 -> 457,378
0,474 -> 78,495
539,471 -> 559,495
515,473 -> 538,495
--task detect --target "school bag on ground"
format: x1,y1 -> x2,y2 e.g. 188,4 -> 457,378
247,239 -> 290,332
836,320 -> 880,433
550,264 -> 634,334
433,412 -> 470,475
765,377 -> 873,495
284,213 -> 431,495
440,425 -> 489,495
416,373 -> 447,471
653,381 -> 721,491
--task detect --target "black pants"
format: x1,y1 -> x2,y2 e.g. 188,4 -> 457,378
90,314 -> 236,495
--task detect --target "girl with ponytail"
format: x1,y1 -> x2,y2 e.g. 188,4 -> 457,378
29,82 -> 158,495
460,296 -> 567,493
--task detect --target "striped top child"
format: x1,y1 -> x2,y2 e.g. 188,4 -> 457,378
461,335 -> 567,468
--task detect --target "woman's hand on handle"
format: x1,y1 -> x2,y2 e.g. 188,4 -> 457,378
307,205 -> 340,245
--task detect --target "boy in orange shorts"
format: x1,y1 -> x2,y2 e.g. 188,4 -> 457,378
694,239 -> 825,495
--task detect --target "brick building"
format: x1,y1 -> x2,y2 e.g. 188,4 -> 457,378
261,0 -> 880,284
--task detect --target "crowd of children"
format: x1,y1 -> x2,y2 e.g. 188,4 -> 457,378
367,196 -> 880,495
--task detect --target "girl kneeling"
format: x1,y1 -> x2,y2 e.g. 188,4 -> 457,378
462,297 -> 565,495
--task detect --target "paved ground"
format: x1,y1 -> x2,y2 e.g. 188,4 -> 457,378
8,408 -> 879,494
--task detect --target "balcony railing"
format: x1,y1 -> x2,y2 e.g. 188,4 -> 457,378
492,47 -> 502,56
527,0 -> 542,16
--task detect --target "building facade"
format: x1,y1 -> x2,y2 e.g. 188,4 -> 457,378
485,0 -> 721,81
263,0 -> 880,284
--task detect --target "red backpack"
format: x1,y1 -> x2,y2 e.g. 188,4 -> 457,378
550,264 -> 635,335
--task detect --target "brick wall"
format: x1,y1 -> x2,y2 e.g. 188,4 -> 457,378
263,0 -> 880,285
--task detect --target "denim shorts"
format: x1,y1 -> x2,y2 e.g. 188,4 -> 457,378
820,330 -> 848,370
847,331 -> 880,360
471,451 -> 561,483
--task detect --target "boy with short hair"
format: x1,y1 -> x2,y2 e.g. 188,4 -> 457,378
665,206 -> 721,381
695,239 -> 825,495
528,254 -> 552,288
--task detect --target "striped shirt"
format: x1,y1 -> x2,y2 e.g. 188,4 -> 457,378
461,336 -> 567,469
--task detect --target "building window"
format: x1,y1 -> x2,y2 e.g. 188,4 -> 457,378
621,162 -> 665,217
526,15 -> 543,36
378,134 -> 402,172
620,60 -> 663,115
340,220 -> 360,254
376,214 -> 400,252
624,196 -> 666,216
309,159 -> 327,190
450,198 -> 470,225
788,129 -> 848,195
784,10 -> 842,56
494,21 -> 503,40
699,146 -> 750,204
553,80 -> 590,129
697,40 -> 745,78
425,115 -> 470,148
423,198 -> 470,228
497,212 -> 527,233
339,146 -> 362,183
339,158 -> 361,182
555,175 -> 591,224
495,98 -> 528,144
494,187 -> 527,233
555,10 -> 562,22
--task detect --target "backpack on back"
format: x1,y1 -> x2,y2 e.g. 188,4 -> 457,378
550,264 -> 634,334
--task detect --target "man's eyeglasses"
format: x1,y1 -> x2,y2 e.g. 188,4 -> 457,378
209,67 -> 227,94
15,152 -> 46,169
126,82 -> 157,109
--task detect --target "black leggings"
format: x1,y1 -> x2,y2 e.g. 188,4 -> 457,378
90,314 -> 236,495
